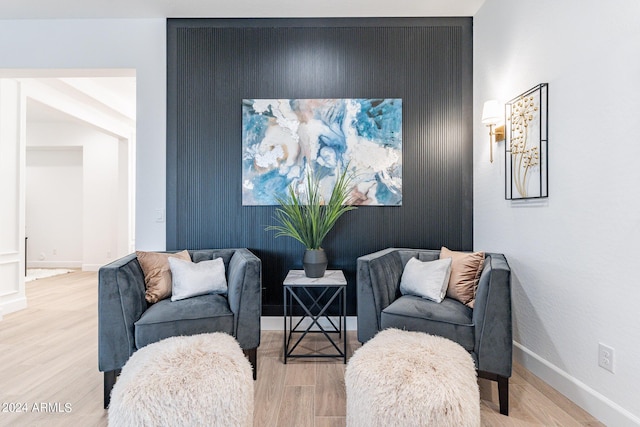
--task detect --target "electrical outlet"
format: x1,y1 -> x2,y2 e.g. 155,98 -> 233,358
598,343 -> 615,373
52,248 -> 57,255
107,250 -> 112,258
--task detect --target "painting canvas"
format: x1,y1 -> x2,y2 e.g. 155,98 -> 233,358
242,98 -> 402,206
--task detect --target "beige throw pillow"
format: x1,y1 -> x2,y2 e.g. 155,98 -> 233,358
440,246 -> 485,308
136,250 -> 191,303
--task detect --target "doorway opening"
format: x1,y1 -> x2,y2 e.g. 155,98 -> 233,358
23,71 -> 136,272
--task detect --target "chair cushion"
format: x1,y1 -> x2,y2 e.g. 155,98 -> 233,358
134,294 -> 234,349
381,295 -> 475,351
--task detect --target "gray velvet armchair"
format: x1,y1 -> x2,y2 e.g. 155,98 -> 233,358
357,248 -> 512,415
98,248 -> 261,408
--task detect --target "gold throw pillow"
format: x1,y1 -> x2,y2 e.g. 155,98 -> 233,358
136,250 -> 191,303
440,246 -> 485,308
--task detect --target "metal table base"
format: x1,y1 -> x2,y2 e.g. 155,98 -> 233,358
283,270 -> 347,364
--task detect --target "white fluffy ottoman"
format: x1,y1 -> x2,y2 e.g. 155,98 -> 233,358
345,329 -> 480,427
108,332 -> 254,427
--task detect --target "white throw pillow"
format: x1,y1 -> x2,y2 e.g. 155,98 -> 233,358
399,257 -> 452,303
168,257 -> 227,302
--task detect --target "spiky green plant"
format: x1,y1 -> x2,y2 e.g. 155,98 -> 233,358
266,166 -> 357,249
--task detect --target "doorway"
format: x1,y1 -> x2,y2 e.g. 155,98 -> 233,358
0,69 -> 136,316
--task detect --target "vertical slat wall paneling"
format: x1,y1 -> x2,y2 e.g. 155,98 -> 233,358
167,18 -> 473,315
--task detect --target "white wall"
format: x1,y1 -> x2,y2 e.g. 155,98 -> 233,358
26,147 -> 83,267
26,122 -> 126,270
474,1 -> 640,425
0,19 -> 166,250
82,134 -> 121,270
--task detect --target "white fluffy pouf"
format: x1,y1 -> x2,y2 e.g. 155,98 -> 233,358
345,329 -> 480,427
108,332 -> 254,427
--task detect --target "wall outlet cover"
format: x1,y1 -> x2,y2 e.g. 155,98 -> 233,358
598,343 -> 615,373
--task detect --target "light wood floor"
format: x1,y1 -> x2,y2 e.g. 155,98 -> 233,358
0,272 -> 605,427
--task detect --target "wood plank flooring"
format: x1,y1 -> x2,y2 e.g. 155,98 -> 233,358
0,271 -> 605,427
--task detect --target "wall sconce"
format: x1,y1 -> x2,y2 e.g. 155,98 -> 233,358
481,100 -> 505,163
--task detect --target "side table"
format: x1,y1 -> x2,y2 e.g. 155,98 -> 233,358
283,270 -> 347,363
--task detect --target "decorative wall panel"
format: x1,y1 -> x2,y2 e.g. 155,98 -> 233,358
167,18 -> 473,315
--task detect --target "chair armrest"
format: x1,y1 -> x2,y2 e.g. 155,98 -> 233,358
472,253 -> 512,377
227,249 -> 262,350
356,248 -> 405,343
98,253 -> 147,372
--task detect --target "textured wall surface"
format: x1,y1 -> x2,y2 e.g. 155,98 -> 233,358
474,1 -> 640,425
167,18 -> 473,315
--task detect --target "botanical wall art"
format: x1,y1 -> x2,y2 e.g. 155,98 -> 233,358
242,98 -> 402,206
505,83 -> 549,200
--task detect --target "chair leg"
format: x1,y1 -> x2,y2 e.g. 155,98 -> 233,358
243,348 -> 257,380
103,369 -> 120,409
497,374 -> 509,416
478,370 -> 509,416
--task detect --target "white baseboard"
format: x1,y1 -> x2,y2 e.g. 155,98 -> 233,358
261,315 -> 357,331
514,341 -> 640,427
81,264 -> 103,272
27,261 -> 104,271
28,261 -> 82,269
0,296 -> 27,317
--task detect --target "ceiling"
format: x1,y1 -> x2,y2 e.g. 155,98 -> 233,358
24,76 -> 136,134
0,0 -> 484,19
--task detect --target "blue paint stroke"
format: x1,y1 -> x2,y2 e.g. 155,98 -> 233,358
354,99 -> 402,149
251,169 -> 290,205
242,103 -> 269,149
374,172 -> 402,206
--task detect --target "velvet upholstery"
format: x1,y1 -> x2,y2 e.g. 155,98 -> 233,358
134,294 -> 234,348
357,248 -> 512,414
381,295 -> 475,351
99,248 -> 261,407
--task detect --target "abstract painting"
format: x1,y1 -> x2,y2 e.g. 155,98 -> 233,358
242,98 -> 402,206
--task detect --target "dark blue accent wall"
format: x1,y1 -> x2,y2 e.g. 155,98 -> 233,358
167,18 -> 473,315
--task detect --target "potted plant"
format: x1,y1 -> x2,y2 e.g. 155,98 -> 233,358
267,166 -> 357,278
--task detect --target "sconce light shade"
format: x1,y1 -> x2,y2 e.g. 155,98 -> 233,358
481,99 -> 505,163
481,100 -> 502,125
